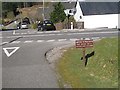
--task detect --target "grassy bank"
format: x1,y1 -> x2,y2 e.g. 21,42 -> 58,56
57,37 -> 118,88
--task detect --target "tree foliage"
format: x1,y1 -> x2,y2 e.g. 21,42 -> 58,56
2,2 -> 36,18
50,2 -> 66,23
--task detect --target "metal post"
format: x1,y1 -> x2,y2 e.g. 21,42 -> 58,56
43,0 -> 45,20
20,11 -> 22,30
71,22 -> 73,30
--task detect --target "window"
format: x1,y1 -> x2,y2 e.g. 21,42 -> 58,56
80,16 -> 82,19
69,10 -> 72,13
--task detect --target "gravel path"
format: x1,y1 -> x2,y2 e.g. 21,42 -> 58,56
45,43 -> 74,88
45,43 -> 74,68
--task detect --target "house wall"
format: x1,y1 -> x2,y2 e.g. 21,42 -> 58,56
83,14 -> 118,29
74,1 -> 84,22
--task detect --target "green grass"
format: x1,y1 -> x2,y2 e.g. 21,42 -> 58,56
57,37 -> 118,88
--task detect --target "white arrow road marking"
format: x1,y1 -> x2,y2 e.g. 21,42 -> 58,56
3,47 -> 20,57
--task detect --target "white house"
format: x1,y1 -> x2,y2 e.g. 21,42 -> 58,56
63,1 -> 119,29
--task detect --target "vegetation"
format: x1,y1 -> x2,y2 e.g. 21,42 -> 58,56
30,23 -> 37,29
50,2 -> 66,23
63,16 -> 77,29
57,37 -> 118,88
2,2 -> 42,18
6,11 -> 15,19
118,37 -> 120,89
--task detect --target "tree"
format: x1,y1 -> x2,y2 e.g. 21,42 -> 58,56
2,2 -> 22,18
2,2 -> 33,18
50,2 -> 66,23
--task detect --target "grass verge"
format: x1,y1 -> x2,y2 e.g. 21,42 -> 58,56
56,37 -> 118,88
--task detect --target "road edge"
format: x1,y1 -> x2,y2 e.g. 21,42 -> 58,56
45,43 -> 74,88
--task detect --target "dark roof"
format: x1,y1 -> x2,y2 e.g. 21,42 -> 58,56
38,2 -> 119,19
80,2 -> 119,15
61,2 -> 76,9
61,2 -> 118,15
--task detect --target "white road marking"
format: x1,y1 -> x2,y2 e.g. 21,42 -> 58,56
48,34 -> 56,36
46,40 -> 55,42
23,35 -> 45,37
4,31 -> 118,39
70,38 -> 78,41
24,40 -> 33,43
13,30 -> 16,35
7,36 -> 22,38
44,31 -> 53,33
56,34 -> 62,35
28,32 -> 35,34
3,47 -> 20,57
44,31 -> 60,33
21,33 -> 27,35
58,39 -> 67,42
92,37 -> 100,41
11,41 -> 21,44
14,33 -> 20,35
85,38 -> 91,40
37,40 -> 44,42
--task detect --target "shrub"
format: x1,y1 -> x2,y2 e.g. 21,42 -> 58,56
7,11 -> 15,19
30,23 -> 37,29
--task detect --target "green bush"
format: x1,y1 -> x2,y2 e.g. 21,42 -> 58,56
30,23 -> 37,29
7,11 -> 15,19
1,26 -> 6,30
63,16 -> 77,29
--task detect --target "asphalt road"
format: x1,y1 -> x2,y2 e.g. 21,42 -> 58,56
0,28 -> 118,88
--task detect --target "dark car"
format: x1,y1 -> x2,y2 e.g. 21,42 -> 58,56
38,20 -> 56,31
22,17 -> 30,24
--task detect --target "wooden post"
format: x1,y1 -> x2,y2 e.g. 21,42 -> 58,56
75,39 -> 93,67
83,47 -> 86,66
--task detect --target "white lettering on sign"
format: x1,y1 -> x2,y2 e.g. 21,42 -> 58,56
75,40 -> 93,48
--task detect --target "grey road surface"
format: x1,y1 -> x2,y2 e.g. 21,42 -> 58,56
2,42 -> 68,88
1,29 -> 118,88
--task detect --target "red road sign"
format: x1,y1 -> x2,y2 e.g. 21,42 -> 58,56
75,40 -> 93,48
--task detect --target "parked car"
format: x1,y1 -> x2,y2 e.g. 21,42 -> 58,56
38,20 -> 56,31
17,22 -> 28,29
22,17 -> 30,24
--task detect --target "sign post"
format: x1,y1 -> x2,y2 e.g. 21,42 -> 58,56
75,39 -> 93,66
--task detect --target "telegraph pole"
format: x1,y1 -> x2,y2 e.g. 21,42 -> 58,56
42,0 -> 45,20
